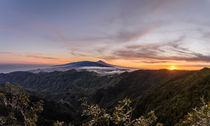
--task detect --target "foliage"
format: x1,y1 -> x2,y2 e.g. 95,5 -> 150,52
112,98 -> 133,125
0,82 -> 209,126
176,97 -> 210,126
0,70 -> 117,92
132,68 -> 210,125
53,120 -> 75,126
54,120 -> 65,126
0,83 -> 44,126
0,68 -> 210,125
0,68 -> 194,125
53,97 -> 210,126
80,97 -> 161,126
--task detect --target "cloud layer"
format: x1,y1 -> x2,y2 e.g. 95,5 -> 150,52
0,0 -> 210,69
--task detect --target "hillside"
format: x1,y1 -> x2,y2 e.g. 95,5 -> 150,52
134,68 -> 210,125
0,70 -> 120,111
0,84 -> 77,125
91,68 -> 210,125
92,69 -> 191,106
0,68 -> 209,125
0,70 -> 118,93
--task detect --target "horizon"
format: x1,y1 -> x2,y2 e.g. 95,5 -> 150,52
0,60 -> 209,71
1,0 -> 210,70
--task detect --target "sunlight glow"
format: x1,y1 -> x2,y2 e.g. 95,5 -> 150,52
169,66 -> 177,70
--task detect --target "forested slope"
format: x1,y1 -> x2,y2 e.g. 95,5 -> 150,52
0,68 -> 209,125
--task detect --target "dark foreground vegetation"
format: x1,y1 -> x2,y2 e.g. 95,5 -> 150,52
0,84 -> 209,126
0,68 -> 209,125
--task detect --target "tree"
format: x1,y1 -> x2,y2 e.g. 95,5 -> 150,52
176,97 -> 210,126
0,83 -> 44,126
80,97 -> 161,126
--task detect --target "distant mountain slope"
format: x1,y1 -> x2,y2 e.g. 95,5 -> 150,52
0,68 -> 209,125
30,60 -> 135,74
0,70 -> 118,93
90,68 -> 210,125
0,70 -> 121,117
134,68 -> 210,125
92,69 -> 191,106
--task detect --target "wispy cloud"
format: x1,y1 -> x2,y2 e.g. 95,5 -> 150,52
27,53 -> 59,60
0,0 -> 210,69
101,35 -> 210,63
0,51 -> 19,55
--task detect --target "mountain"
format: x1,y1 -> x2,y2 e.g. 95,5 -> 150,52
0,68 -> 209,125
91,68 -> 210,125
91,69 -> 191,105
55,61 -> 111,67
0,70 -> 118,93
55,60 -> 112,67
30,60 -> 135,75
0,84 -> 77,125
96,60 -> 112,66
133,68 -> 210,125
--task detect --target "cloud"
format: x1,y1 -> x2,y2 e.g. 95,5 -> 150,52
69,24 -> 160,44
105,51 -> 210,63
110,27 -> 157,43
141,60 -> 169,64
29,24 -> 81,56
0,51 -> 58,60
0,51 -> 19,55
27,53 -> 59,60
101,36 -> 210,63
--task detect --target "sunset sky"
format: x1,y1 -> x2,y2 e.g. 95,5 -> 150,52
0,0 -> 210,70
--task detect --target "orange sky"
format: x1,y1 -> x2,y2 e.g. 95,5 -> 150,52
0,0 -> 210,70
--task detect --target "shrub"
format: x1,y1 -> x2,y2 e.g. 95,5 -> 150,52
80,97 -> 161,126
176,97 -> 210,126
0,83 -> 44,126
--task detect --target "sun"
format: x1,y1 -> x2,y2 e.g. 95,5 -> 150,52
169,66 -> 177,70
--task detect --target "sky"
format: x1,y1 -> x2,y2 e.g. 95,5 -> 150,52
0,0 -> 210,70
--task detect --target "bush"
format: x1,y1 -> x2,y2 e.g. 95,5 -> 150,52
176,97 -> 210,126
80,97 -> 161,126
0,83 -> 44,126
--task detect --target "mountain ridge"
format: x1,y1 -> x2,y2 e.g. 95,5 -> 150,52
0,68 -> 209,125
55,60 -> 112,67
30,60 -> 136,74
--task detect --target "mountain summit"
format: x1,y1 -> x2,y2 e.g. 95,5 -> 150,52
56,60 -> 111,68
30,60 -> 136,74
97,60 -> 113,66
